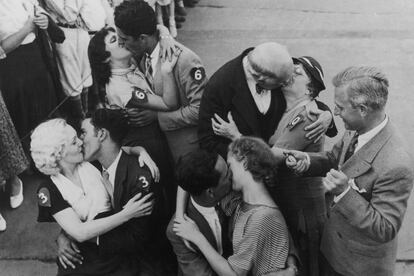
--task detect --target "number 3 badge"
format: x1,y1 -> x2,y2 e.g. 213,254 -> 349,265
190,67 -> 206,83
38,187 -> 51,207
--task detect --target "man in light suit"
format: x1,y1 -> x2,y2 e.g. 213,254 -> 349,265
285,66 -> 414,276
114,0 -> 206,163
166,149 -> 232,276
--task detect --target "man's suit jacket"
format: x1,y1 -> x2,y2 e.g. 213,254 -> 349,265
141,42 -> 205,161
166,200 -> 231,276
306,120 -> 413,276
198,48 -> 338,158
97,151 -> 155,257
198,48 -> 286,158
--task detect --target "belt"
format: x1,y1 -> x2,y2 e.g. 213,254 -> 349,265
88,31 -> 97,35
57,22 -> 78,29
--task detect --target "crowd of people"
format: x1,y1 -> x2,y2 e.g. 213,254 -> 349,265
0,0 -> 413,276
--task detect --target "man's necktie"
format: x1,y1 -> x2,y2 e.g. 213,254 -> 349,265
256,83 -> 265,95
102,170 -> 114,207
344,132 -> 359,162
144,55 -> 154,91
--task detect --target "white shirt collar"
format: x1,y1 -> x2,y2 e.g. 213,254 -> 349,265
104,150 -> 123,187
110,64 -> 136,76
190,197 -> 223,254
243,56 -> 255,84
242,56 -> 271,114
355,115 -> 388,152
191,197 -> 217,215
147,43 -> 160,76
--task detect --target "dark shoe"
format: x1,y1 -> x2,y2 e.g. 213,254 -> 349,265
176,6 -> 187,16
175,15 -> 186,23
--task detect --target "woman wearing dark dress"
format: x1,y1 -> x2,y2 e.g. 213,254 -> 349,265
0,0 -> 60,147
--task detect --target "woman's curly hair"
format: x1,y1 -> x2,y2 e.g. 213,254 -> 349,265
228,137 -> 278,188
30,119 -> 74,176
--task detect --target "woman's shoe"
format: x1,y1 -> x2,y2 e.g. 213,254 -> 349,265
10,178 -> 23,209
0,213 -> 6,231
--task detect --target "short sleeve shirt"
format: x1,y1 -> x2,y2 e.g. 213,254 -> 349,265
37,179 -> 70,222
222,193 -> 289,275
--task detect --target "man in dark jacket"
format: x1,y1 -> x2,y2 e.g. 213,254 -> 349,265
198,42 -> 337,158
166,150 -> 232,276
56,109 -> 162,275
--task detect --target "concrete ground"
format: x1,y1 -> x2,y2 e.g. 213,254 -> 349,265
2,0 -> 414,275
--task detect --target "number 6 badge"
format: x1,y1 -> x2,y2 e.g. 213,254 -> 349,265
132,87 -> 148,103
190,67 -> 206,84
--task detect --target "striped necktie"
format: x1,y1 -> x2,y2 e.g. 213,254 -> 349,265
102,170 -> 114,207
344,133 -> 359,162
144,54 -> 154,91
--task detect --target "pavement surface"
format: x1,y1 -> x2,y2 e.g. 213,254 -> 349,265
2,0 -> 414,275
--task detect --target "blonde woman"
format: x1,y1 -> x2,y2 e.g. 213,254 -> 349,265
31,118 -> 154,275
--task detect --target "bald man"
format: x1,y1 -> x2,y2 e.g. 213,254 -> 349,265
198,42 -> 337,157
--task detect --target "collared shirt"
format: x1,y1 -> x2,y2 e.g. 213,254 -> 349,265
147,42 -> 160,77
106,64 -> 137,107
0,0 -> 36,45
242,56 -> 271,114
191,197 -> 223,255
334,115 -> 388,203
103,150 -> 123,189
354,115 -> 388,152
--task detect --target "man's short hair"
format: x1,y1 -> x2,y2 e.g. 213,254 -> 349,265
176,150 -> 220,196
88,109 -> 128,146
228,137 -> 278,188
332,66 -> 389,110
114,0 -> 157,38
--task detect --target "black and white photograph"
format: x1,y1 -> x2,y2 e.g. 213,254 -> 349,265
0,0 -> 414,275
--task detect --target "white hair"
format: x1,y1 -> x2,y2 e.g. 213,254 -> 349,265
30,119 -> 74,176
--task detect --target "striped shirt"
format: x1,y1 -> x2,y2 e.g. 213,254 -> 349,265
221,192 -> 289,275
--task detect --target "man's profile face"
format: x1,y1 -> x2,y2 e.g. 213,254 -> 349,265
334,86 -> 364,131
80,119 -> 101,162
212,155 -> 232,201
247,54 -> 293,90
116,27 -> 145,57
